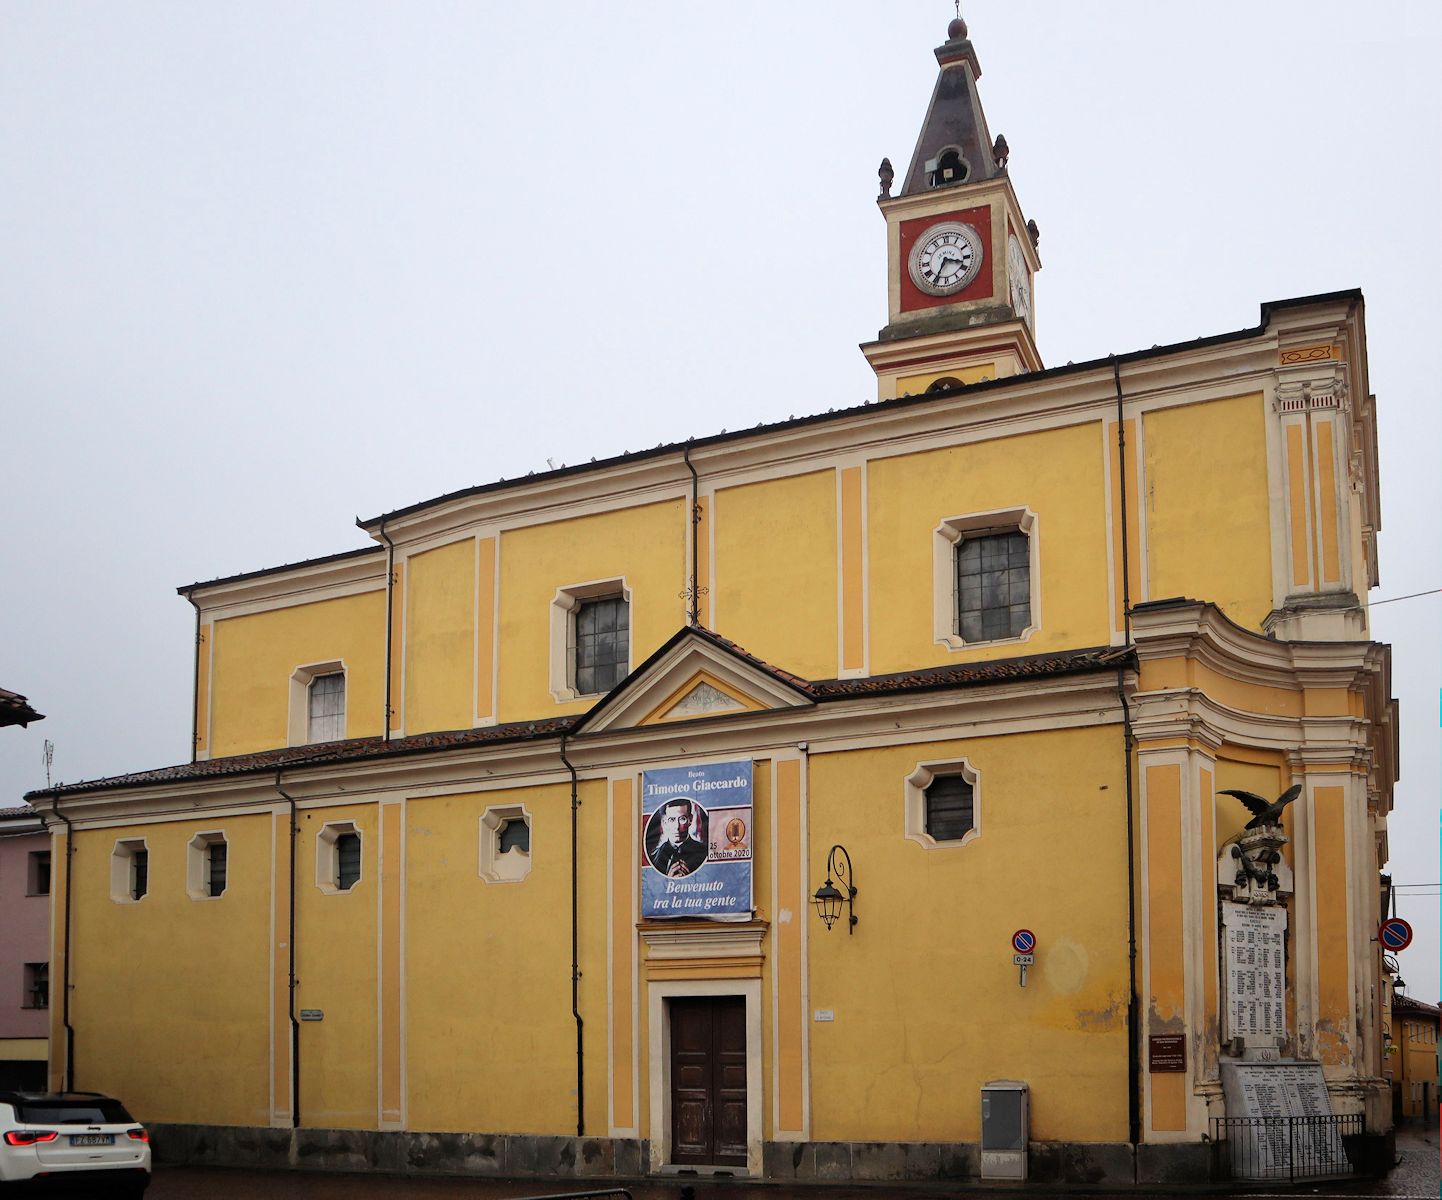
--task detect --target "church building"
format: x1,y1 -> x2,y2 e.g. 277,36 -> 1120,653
29,16 -> 1398,1187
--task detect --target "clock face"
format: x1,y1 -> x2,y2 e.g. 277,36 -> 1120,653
1007,233 -> 1031,324
908,222 -> 984,297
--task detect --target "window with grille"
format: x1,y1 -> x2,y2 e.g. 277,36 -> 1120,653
956,530 -> 1031,643
27,851 -> 50,896
187,831 -> 229,900
131,849 -> 149,900
207,840 -> 227,897
336,832 -> 361,891
307,672 -> 346,743
924,774 -> 975,842
574,596 -> 629,695
23,963 -> 48,1010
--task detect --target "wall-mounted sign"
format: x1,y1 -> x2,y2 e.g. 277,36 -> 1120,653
299,1009 -> 324,1022
813,1009 -> 835,1023
640,758 -> 752,919
1379,917 -> 1413,952
1011,929 -> 1036,954
1148,1034 -> 1185,1072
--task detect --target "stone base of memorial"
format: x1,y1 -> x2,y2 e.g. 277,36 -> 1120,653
1218,1061 -> 1351,1180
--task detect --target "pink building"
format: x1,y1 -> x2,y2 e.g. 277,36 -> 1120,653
0,807 -> 50,1088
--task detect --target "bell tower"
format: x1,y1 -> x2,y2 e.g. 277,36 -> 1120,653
861,15 -> 1042,399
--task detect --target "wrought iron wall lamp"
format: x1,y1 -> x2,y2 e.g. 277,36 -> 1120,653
812,844 -> 857,933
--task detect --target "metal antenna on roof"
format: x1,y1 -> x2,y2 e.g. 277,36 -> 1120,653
42,740 -> 54,789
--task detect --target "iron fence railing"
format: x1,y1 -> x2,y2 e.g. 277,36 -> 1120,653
1210,1114 -> 1367,1181
501,1191 -> 635,1200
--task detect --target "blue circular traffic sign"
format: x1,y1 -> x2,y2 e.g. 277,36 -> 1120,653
1380,917 -> 1413,952
1012,929 -> 1036,954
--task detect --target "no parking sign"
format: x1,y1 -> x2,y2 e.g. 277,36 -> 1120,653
1379,917 -> 1413,953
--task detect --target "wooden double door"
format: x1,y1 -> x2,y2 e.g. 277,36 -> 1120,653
669,996 -> 747,1166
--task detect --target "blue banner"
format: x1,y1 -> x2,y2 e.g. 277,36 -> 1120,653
640,759 -> 753,919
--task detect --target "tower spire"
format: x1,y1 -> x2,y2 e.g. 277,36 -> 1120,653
899,14 -> 998,197
859,13 -> 1043,396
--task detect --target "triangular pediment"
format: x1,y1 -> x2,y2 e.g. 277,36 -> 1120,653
576,627 -> 815,735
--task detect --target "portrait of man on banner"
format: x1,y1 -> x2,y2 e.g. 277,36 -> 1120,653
640,759 -> 752,919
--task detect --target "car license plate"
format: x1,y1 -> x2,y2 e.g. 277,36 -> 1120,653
69,1134 -> 114,1146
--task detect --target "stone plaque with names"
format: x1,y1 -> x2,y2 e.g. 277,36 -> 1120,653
1221,902 -> 1287,1043
1220,1061 -> 1346,1178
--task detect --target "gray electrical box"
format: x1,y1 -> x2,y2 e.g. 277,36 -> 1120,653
980,1079 -> 1029,1180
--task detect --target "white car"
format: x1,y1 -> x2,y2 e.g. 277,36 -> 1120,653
0,1091 -> 150,1196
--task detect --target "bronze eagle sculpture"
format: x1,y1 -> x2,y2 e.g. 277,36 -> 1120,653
1219,783 -> 1302,830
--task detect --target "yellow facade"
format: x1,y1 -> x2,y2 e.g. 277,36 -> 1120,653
404,538 -> 477,735
33,17 -> 1398,1192
209,590 -> 386,758
496,498 -> 687,721
1143,394 -> 1274,632
713,470 -> 837,681
67,815 -> 272,1126
808,728 -> 1129,1143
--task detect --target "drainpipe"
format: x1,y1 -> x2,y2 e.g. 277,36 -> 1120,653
559,732 -> 584,1136
682,442 -> 702,627
376,516 -> 397,742
184,593 -> 201,763
274,770 -> 301,1127
1113,355 -> 1142,1155
54,797 -> 76,1091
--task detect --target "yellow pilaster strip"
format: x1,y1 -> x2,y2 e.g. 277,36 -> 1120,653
1285,423 -> 1312,589
696,497 -> 712,629
610,778 -> 636,1131
1146,762 -> 1186,1132
1312,785 -> 1351,1065
475,537 -> 496,721
388,560 -> 405,732
839,467 -> 865,672
1198,765 -> 1218,1076
194,623 -> 212,756
272,809 -> 294,1122
1314,421 -> 1341,586
379,801 -> 403,1126
775,759 -> 804,1133
1109,420 -> 1143,631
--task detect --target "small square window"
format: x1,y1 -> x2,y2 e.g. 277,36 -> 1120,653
924,775 -> 974,841
22,963 -> 48,1010
187,831 -> 228,900
904,761 -> 981,849
316,822 -> 363,895
27,851 -> 50,897
479,806 -> 532,884
110,839 -> 149,903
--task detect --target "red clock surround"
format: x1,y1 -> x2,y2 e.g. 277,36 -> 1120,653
899,204 -> 994,313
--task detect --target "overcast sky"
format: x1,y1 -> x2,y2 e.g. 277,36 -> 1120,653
2,2 -> 1437,994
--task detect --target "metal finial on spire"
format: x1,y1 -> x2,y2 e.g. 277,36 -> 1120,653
948,1 -> 967,40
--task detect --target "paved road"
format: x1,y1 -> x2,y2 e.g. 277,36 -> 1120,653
141,1128 -> 1439,1200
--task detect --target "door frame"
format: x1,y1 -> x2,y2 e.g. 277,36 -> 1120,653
648,979 -> 763,1175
